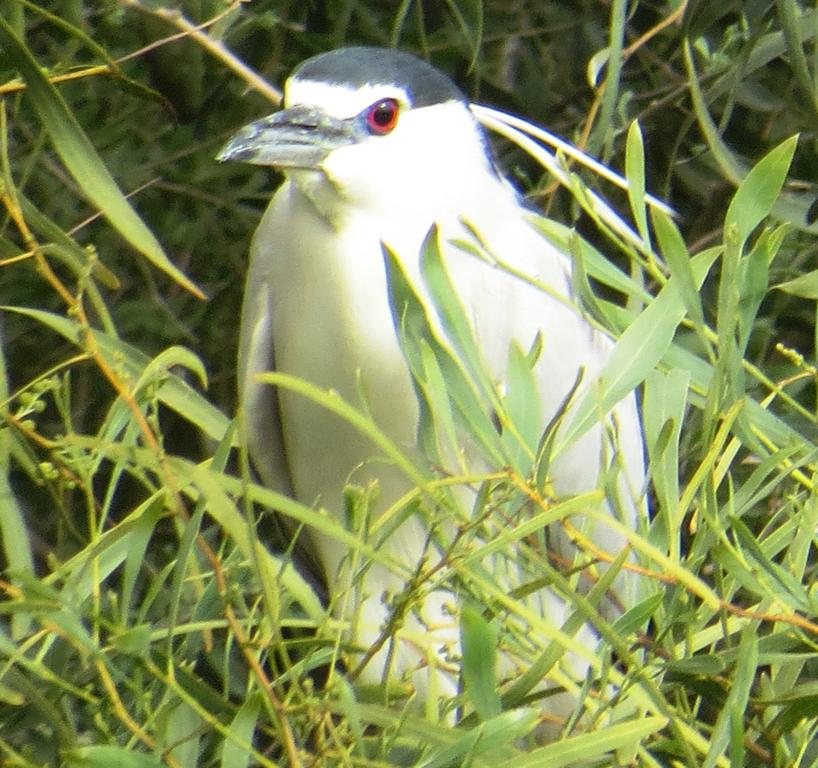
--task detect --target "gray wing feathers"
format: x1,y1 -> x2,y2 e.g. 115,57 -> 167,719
238,206 -> 293,496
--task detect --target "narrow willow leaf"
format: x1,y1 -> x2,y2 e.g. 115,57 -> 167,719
391,294 -> 444,466
683,40 -> 744,185
502,341 -> 540,474
725,135 -> 798,248
419,227 -> 503,412
507,716 -> 668,768
0,335 -> 34,639
587,46 -> 610,88
220,696 -> 261,768
766,692 -> 818,735
625,120 -> 650,249
775,0 -> 818,119
109,624 -> 151,656
642,368 -> 690,559
665,655 -> 726,676
560,248 -> 720,450
586,0 -> 626,155
120,496 -> 164,623
419,708 -> 539,768
702,629 -> 757,768
177,456 -> 328,622
570,227 -> 617,330
19,192 -> 120,325
0,16 -> 203,299
419,338 -> 463,473
731,516 -> 811,610
44,496 -> 164,604
651,207 -> 704,325
730,444 -> 808,516
63,746 -> 162,768
736,226 -> 783,352
501,543 -> 618,706
777,268 -> 818,298
1,306 -> 231,442
164,699 -> 202,768
711,229 -> 744,423
383,242 -> 507,468
460,602 -> 501,721
664,341 -> 798,445
612,591 -> 664,636
332,679 -> 366,759
529,216 -> 652,305
686,40 -> 816,234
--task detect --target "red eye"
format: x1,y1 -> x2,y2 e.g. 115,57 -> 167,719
366,98 -> 400,135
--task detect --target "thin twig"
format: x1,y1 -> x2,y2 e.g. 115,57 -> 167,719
121,0 -> 281,105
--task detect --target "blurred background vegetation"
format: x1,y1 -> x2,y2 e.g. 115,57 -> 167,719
1,1 -> 818,766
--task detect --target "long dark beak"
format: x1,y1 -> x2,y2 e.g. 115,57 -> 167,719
217,106 -> 358,170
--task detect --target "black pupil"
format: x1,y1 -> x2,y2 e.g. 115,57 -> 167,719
372,102 -> 394,127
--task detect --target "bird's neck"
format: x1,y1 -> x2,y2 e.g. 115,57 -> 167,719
286,165 -> 520,247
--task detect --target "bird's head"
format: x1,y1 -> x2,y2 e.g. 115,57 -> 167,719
218,47 -> 497,219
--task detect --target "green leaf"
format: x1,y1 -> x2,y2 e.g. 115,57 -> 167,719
776,267 -> 818,298
703,629 -> 758,768
109,624 -> 152,656
0,16 -> 203,299
0,334 -> 34,640
419,708 -> 539,768
501,341 -> 540,473
505,716 -> 668,767
119,496 -> 163,623
725,135 -> 798,248
586,0 -> 627,155
651,207 -> 703,326
528,216 -> 652,306
731,516 -> 811,610
19,191 -> 120,317
63,746 -> 162,768
612,591 -> 663,636
775,0 -> 818,122
383,239 -> 507,469
766,693 -> 818,735
419,226 -> 501,409
171,454 -> 329,622
665,655 -> 726,676
683,39 -> 744,185
625,120 -> 650,249
331,679 -> 366,760
737,225 -> 784,351
220,696 -> 261,768
460,602 -> 501,721
642,367 -> 690,558
419,338 -> 463,472
0,306 -> 231,443
163,699 -> 202,768
561,247 -> 719,449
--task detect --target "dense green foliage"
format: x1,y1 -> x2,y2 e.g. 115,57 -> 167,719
1,1 -> 818,766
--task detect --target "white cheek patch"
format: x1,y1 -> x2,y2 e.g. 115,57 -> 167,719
320,103 -> 487,207
285,78 -> 409,119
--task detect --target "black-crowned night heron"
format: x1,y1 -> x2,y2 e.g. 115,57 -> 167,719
219,47 -> 646,722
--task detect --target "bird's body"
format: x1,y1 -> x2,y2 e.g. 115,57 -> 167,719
221,47 -> 646,719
